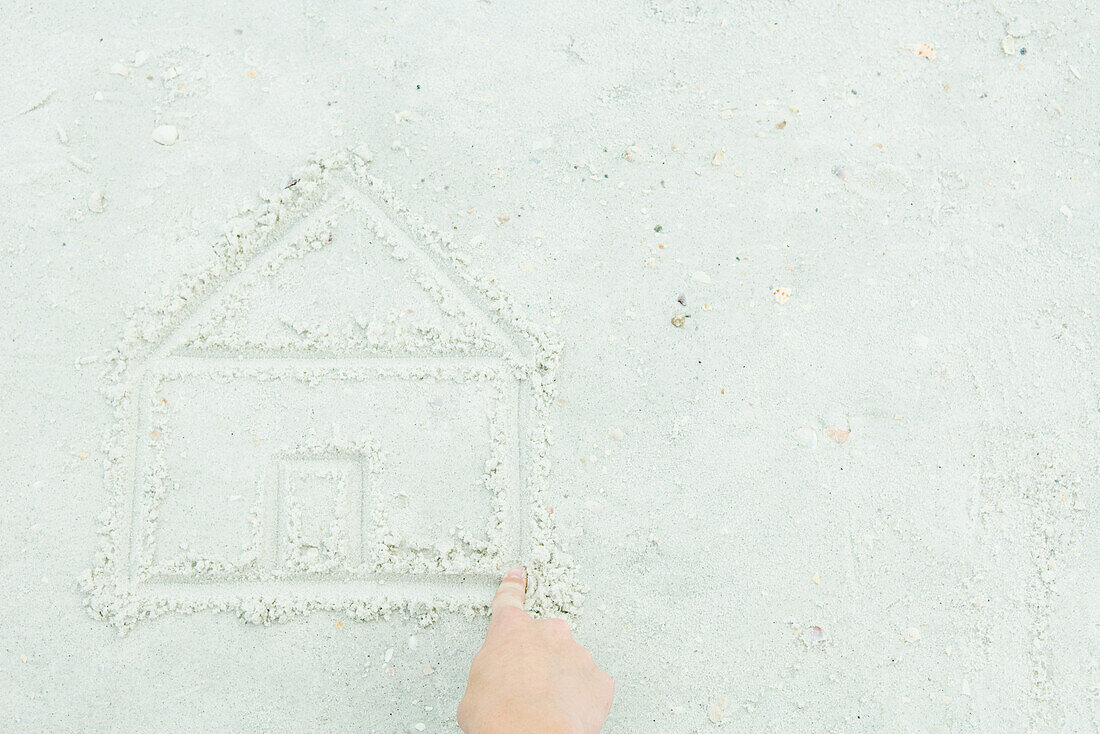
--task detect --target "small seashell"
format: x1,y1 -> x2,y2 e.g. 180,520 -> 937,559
904,626 -> 921,643
152,124 -> 178,146
711,149 -> 724,166
609,428 -> 624,441
795,426 -> 817,448
708,697 -> 726,723
88,190 -> 106,213
773,287 -> 791,304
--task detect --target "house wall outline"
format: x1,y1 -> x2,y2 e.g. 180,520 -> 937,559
82,153 -> 575,630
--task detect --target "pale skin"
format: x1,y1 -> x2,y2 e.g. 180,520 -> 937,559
457,567 -> 615,734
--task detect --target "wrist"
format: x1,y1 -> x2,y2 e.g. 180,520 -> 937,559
473,708 -> 579,734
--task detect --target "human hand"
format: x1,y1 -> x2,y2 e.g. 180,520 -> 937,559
456,567 -> 614,734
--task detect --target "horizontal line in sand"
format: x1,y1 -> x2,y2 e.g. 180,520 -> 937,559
154,355 -> 516,372
140,573 -> 499,605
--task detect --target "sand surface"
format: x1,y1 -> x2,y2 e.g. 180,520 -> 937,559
2,1 -> 1099,731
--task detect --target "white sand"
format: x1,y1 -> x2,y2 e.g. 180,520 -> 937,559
2,1 -> 1098,731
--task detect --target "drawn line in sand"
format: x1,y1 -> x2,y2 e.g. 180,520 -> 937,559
82,151 -> 578,631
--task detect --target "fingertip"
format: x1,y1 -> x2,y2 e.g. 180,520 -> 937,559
490,566 -> 528,616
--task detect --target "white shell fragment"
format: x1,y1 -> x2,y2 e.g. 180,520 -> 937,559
152,125 -> 179,146
88,190 -> 106,213
353,143 -> 373,162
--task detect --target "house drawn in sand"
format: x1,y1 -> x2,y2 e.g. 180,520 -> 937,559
83,153 -> 574,629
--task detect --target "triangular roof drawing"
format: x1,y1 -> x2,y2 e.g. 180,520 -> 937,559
83,151 -> 578,632
117,152 -> 543,372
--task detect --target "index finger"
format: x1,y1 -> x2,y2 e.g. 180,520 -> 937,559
490,566 -> 527,617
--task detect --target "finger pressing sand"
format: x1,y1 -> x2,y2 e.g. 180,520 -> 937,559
490,566 -> 527,616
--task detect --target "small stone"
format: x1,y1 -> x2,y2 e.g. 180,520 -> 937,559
384,648 -> 394,663
152,125 -> 178,146
88,190 -> 106,213
904,627 -> 921,643
109,63 -> 130,77
1006,16 -> 1032,37
711,149 -> 724,166
584,500 -> 606,514
610,428 -> 625,441
1060,205 -> 1073,219
422,664 -> 434,675
833,164 -> 852,181
772,287 -> 791,304
414,725 -> 426,732
408,635 -> 418,650
691,271 -> 711,284
811,573 -> 821,585
824,427 -> 851,444
56,124 -> 68,145
133,50 -> 149,67
1001,36 -> 1017,55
